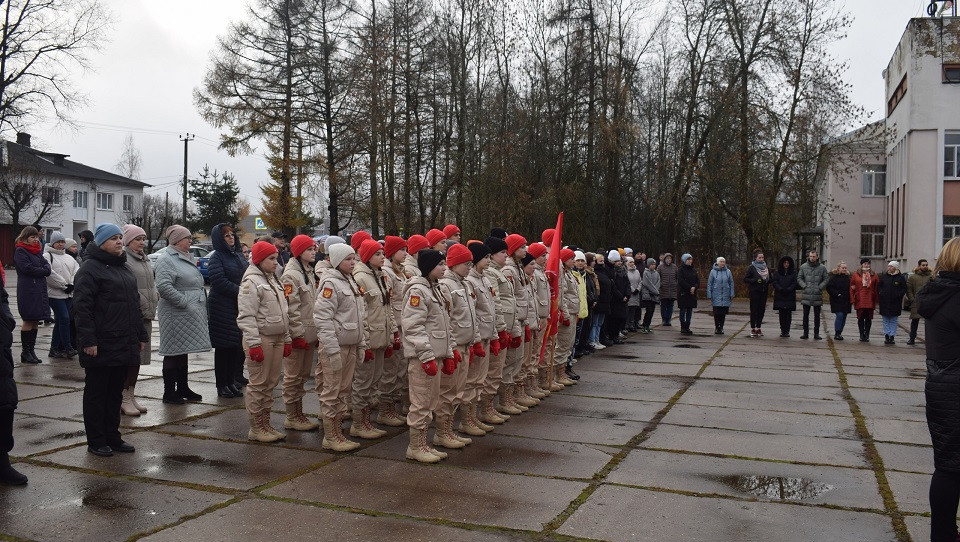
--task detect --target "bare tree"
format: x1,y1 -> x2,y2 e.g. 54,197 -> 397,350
0,145 -> 62,234
113,133 -> 142,180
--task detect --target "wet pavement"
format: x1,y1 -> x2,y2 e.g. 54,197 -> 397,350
0,270 -> 935,541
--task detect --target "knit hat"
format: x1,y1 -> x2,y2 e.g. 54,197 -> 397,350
121,224 -> 146,246
426,228 -> 447,248
521,253 -> 536,267
860,258 -> 870,265
443,224 -> 461,238
94,223 -> 123,246
681,253 -> 693,264
407,234 -> 430,255
560,248 -> 576,262
527,242 -> 547,259
290,234 -> 315,258
575,250 -> 586,262
251,240 -> 278,265
469,242 -> 491,264
888,260 -> 900,270
625,256 -> 635,264
647,258 -> 657,267
542,229 -> 556,246
618,248 -> 626,258
324,235 -> 346,252
607,249 -> 621,262
485,236 -> 508,254
49,231 -> 66,245
358,238 -> 383,263
65,238 -> 77,250
446,243 -> 472,267
164,224 -> 191,246
383,235 -> 407,258
350,231 -> 373,251
624,247 -> 633,255
505,233 -> 527,256
329,243 -> 355,269
489,227 -> 508,240
417,249 -> 445,277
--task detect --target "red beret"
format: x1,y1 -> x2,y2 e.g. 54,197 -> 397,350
505,233 -> 527,256
542,229 -> 556,246
358,238 -> 383,263
350,231 -> 373,251
426,228 -> 447,248
528,242 -> 547,259
443,224 -> 460,238
290,234 -> 315,259
407,234 -> 430,255
560,248 -> 576,262
445,243 -> 472,267
251,241 -> 278,265
383,235 -> 407,258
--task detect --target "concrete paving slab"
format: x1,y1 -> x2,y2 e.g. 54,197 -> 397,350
264,456 -> 588,531
641,425 -> 869,467
562,371 -> 689,403
532,393 -> 667,423
608,448 -> 883,509
842,365 -> 926,379
885,470 -> 931,514
0,463 -> 229,542
690,379 -> 845,402
557,484 -> 896,542
13,363 -> 88,387
138,498 -> 529,542
857,401 -> 926,423
491,409 -> 647,446
875,442 -> 933,474
846,374 -> 925,392
905,514 -> 930,542
579,359 -> 704,378
865,418 -> 932,446
698,365 -> 841,387
15,390 -> 84,421
678,389 -> 852,416
660,404 -> 858,439
848,387 -> 925,407
14,383 -> 77,400
11,414 -> 89,456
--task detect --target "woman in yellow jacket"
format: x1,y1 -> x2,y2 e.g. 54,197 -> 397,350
237,241 -> 292,443
279,235 -> 320,433
378,236 -> 408,426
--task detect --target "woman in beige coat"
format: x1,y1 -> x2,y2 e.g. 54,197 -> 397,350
237,241 -> 292,443
279,235 -> 321,432
120,225 -> 158,416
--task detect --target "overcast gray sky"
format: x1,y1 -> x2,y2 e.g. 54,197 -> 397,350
29,0 -> 935,211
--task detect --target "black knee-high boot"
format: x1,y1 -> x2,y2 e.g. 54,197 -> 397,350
20,330 -> 41,364
162,368 -> 184,404
176,359 -> 202,402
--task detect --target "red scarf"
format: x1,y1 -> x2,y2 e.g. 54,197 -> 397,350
16,241 -> 41,255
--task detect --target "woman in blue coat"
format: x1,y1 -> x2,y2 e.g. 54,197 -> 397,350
13,226 -> 50,364
206,223 -> 249,398
707,257 -> 734,335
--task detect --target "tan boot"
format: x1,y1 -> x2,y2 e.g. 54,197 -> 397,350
527,375 -> 547,399
363,407 -> 388,437
261,412 -> 286,440
449,410 -> 472,445
284,402 -> 320,431
432,415 -> 465,449
537,369 -> 552,397
248,413 -> 282,443
349,409 -> 382,440
473,400 -> 495,431
479,396 -> 507,424
377,401 -> 406,427
322,416 -> 361,452
406,428 -> 441,463
129,386 -> 148,413
428,443 -> 448,459
497,386 -> 523,415
557,366 -> 576,386
507,384 -> 529,412
549,367 -> 565,391
121,387 -> 141,416
515,382 -> 539,407
458,403 -> 487,436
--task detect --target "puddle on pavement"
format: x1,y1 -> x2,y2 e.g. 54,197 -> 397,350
716,474 -> 833,501
162,454 -> 235,469
674,344 -> 702,349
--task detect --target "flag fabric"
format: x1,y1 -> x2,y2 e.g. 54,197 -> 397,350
539,212 -> 563,364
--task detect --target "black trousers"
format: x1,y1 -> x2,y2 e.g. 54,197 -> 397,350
910,318 -> 920,340
83,365 -> 127,448
802,305 -> 821,334
642,301 -> 656,327
214,347 -> 244,387
712,306 -> 729,330
778,310 -> 793,334
749,292 -> 767,328
1,407 -> 13,455
931,469 -> 960,541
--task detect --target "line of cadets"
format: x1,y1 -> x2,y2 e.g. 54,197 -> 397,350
235,225 -> 581,463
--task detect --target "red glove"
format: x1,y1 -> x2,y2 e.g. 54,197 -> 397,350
524,325 -> 532,342
292,337 -> 309,350
498,330 -> 510,347
471,342 -> 485,358
283,343 -> 292,357
510,335 -> 522,349
393,332 -> 401,351
469,349 -> 475,365
364,349 -> 375,362
441,357 -> 456,375
490,338 -> 501,356
561,317 -> 571,327
384,346 -> 393,358
453,349 -> 462,366
422,359 -> 438,376
249,346 -> 265,363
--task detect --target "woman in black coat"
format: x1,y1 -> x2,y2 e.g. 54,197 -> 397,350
605,253 -> 631,344
206,223 -> 249,396
825,261 -> 852,341
13,226 -> 50,364
919,237 -> 960,542
677,254 -> 700,335
0,265 -> 26,485
772,256 -> 798,337
72,224 -> 147,457
878,262 -> 908,345
743,250 -> 771,337
592,258 -> 614,346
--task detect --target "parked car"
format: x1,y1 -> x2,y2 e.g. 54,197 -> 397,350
148,246 -> 211,284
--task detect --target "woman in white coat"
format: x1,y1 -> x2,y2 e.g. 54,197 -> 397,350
44,231 -> 79,359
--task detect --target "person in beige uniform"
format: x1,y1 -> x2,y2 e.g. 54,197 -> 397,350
402,250 -> 455,463
351,238 -> 395,439
435,243 -> 481,448
483,236 -> 520,417
520,253 -> 546,401
237,241 -> 292,443
462,242 -> 496,434
279,235 -> 320,433
313,235 -> 345,284
501,234 -> 533,411
426,229 -> 448,252
403,235 -> 429,278
313,243 -> 368,452
553,248 -> 579,386
527,242 -> 553,395
378,235 -> 408,426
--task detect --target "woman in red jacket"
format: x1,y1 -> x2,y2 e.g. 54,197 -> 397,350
850,258 -> 879,342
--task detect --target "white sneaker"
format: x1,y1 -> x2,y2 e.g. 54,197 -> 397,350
591,342 -> 605,350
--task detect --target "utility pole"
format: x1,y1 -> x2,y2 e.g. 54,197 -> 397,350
180,133 -> 194,222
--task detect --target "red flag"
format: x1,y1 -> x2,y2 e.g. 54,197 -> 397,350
539,212 -> 563,364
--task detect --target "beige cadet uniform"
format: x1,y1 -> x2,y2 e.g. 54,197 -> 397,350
314,268 -> 368,421
484,261 -> 515,397
401,276 -> 454,431
280,259 -> 318,408
402,254 -> 421,279
237,265 -> 291,428
553,267 -> 580,367
438,270 -> 481,417
465,268 -> 496,405
501,258 -> 529,385
531,265 -> 552,387
379,264 -> 407,420
352,260 -> 394,414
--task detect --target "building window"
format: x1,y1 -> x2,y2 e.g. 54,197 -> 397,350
122,194 -> 135,212
73,190 -> 88,209
946,217 -> 960,245
96,192 -> 114,211
887,74 -> 907,116
946,133 -> 960,179
945,64 -> 960,84
41,186 -> 61,206
862,165 -> 886,196
861,225 -> 886,258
